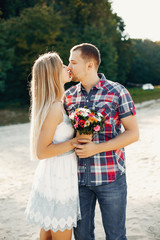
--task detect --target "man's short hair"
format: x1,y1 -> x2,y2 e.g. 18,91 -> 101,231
71,43 -> 101,69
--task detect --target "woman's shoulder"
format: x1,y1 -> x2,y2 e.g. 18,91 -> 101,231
48,101 -> 63,118
50,101 -> 63,111
52,100 -> 63,108
44,102 -> 63,127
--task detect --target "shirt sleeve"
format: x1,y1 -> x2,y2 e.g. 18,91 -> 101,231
117,86 -> 136,119
62,93 -> 68,115
63,90 -> 74,115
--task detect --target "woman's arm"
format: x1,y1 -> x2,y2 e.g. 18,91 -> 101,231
37,102 -> 77,160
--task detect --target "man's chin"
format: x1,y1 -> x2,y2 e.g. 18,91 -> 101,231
71,76 -> 79,83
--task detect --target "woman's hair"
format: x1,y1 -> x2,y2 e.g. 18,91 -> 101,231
30,52 -> 63,160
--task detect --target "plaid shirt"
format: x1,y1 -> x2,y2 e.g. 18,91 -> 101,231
64,73 -> 136,186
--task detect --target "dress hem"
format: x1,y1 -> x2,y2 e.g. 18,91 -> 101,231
25,214 -> 81,232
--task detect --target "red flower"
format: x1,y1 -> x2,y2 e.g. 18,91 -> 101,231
78,120 -> 85,128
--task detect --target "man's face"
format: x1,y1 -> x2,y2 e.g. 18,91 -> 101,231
68,50 -> 87,82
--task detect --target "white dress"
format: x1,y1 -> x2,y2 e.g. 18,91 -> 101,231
25,112 -> 81,232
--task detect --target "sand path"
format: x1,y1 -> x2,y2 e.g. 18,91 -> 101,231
0,100 -> 160,240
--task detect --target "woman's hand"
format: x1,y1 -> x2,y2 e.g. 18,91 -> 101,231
71,134 -> 92,146
72,140 -> 98,158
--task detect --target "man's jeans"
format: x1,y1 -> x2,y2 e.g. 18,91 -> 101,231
74,174 -> 127,240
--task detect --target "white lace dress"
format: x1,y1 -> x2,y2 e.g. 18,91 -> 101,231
25,112 -> 81,232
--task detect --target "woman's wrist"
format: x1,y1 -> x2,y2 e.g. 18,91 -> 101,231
71,137 -> 78,145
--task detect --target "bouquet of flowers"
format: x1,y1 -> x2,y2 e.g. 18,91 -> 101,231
69,106 -> 105,135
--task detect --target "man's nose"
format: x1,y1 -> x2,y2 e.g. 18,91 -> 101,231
67,63 -> 71,70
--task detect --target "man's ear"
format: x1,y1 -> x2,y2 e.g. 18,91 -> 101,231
87,61 -> 94,70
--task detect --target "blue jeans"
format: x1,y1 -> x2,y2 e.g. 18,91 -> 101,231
74,174 -> 127,240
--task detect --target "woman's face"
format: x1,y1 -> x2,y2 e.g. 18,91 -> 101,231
61,65 -> 71,84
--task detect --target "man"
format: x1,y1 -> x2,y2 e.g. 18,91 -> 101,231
64,43 -> 139,240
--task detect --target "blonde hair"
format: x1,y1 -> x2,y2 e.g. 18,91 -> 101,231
30,52 -> 64,160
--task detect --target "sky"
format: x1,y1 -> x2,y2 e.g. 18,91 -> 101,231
110,0 -> 160,41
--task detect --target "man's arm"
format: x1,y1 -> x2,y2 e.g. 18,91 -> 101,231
73,115 -> 139,158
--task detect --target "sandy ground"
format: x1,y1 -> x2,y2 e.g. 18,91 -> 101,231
0,99 -> 160,240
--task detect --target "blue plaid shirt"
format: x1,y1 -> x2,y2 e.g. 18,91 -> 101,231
64,73 -> 136,186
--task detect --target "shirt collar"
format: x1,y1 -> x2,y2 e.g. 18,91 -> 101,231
96,73 -> 107,89
77,73 -> 107,93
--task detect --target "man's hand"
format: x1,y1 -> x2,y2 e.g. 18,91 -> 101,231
72,139 -> 98,158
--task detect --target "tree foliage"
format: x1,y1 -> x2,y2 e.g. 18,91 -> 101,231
0,0 -> 160,106
0,4 -> 61,103
127,39 -> 160,85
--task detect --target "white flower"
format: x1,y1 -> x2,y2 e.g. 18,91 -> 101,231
69,112 -> 75,120
77,108 -> 84,113
81,111 -> 89,117
76,107 -> 90,117
84,120 -> 90,127
79,108 -> 90,113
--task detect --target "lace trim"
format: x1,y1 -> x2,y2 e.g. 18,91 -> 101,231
25,212 -> 81,232
25,190 -> 81,232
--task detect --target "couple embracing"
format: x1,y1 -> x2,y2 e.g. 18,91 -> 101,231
25,43 -> 139,240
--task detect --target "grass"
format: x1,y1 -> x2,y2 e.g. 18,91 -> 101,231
0,104 -> 29,126
127,86 -> 160,104
0,87 -> 160,126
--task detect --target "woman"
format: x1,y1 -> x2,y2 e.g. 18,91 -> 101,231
25,52 -> 81,240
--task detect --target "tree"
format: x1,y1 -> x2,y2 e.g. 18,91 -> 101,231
0,0 -> 135,105
127,39 -> 160,85
0,4 -> 61,103
116,38 -> 135,85
0,0 -> 55,19
54,0 -> 126,81
0,33 -> 14,95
